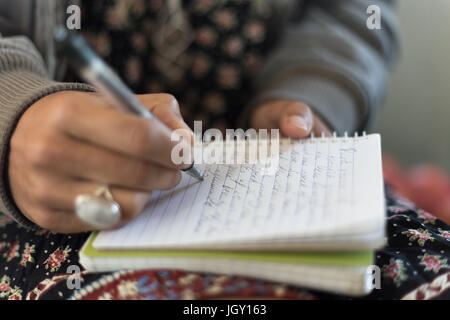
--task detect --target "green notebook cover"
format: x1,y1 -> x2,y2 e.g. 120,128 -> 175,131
81,232 -> 373,267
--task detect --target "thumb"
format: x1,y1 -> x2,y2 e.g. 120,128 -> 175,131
279,102 -> 313,138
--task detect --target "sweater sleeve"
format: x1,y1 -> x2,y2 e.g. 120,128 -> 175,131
0,36 -> 93,229
245,0 -> 399,134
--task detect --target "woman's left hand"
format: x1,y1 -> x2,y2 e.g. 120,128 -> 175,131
249,99 -> 333,138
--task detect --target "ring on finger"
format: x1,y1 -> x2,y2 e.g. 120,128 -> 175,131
75,185 -> 122,229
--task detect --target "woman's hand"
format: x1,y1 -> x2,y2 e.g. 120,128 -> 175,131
249,99 -> 333,138
9,91 -> 193,233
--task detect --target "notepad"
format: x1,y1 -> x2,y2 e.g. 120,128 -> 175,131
80,133 -> 386,296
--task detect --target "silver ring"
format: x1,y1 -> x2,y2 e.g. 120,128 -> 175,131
75,186 -> 122,229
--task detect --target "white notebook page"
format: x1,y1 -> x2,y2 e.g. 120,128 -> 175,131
93,134 -> 385,250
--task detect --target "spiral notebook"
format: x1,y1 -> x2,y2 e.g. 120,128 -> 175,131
80,133 -> 386,296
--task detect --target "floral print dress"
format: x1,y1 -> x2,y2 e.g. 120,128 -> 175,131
76,0 -> 274,131
0,0 -> 449,300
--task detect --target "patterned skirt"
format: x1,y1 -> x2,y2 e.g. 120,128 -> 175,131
0,185 -> 449,300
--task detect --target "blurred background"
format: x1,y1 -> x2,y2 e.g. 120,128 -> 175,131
374,0 -> 450,223
375,0 -> 450,171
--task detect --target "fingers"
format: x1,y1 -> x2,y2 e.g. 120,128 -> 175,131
26,176 -> 152,233
36,136 -> 182,191
10,91 -> 195,234
55,92 -> 192,170
279,101 -> 313,138
249,101 -> 280,130
250,100 -> 331,138
139,94 -> 194,145
27,208 -> 98,234
251,99 -> 333,139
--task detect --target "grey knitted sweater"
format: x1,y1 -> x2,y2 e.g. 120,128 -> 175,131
0,0 -> 399,229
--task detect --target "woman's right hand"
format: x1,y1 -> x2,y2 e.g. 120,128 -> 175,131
9,91 -> 193,233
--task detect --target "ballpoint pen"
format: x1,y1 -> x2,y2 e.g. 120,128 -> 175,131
53,27 -> 203,181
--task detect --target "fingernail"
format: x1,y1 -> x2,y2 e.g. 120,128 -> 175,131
288,116 -> 310,132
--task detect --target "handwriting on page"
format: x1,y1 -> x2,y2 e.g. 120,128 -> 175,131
192,138 -> 357,236
94,137 -> 363,248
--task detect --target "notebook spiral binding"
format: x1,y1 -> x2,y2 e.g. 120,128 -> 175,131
242,131 -> 369,145
303,131 -> 368,144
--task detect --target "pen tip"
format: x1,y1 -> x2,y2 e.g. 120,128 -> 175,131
184,164 -> 204,181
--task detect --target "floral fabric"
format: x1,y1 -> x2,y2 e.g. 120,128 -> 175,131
1,186 -> 449,300
72,0 -> 275,131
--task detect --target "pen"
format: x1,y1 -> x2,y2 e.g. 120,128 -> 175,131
53,27 -> 203,181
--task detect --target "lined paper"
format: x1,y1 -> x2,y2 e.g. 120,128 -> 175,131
93,134 -> 384,250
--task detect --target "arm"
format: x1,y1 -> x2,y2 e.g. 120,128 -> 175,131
1,36 -> 193,233
248,0 -> 399,135
1,2 -> 193,232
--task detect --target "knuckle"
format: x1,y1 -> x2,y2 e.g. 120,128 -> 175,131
48,99 -> 76,125
160,93 -> 177,104
294,101 -> 310,109
127,121 -> 152,153
160,94 -> 180,112
28,139 -> 56,167
126,162 -> 151,188
31,177 -> 53,204
291,101 -> 311,114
